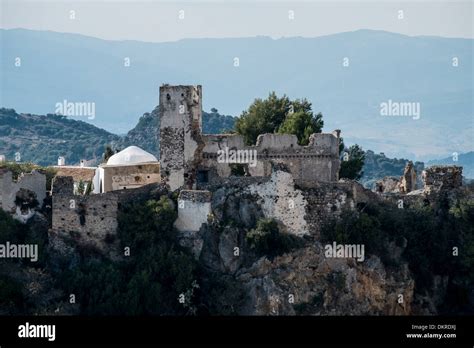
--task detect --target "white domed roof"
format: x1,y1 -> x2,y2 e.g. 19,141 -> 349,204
107,146 -> 158,166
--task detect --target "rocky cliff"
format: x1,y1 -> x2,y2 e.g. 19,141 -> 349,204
193,171 -> 416,315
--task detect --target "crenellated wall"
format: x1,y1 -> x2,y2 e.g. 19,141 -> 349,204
159,85 -> 341,192
422,165 -> 463,192
200,132 -> 341,187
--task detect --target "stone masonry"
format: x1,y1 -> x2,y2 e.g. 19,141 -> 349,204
159,85 -> 203,191
51,175 -> 165,257
422,165 -> 463,192
159,85 -> 341,191
399,161 -> 417,193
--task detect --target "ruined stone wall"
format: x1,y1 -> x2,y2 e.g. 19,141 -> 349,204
174,190 -> 212,233
200,131 -> 341,187
158,85 -> 341,191
245,170 -> 309,236
174,190 -> 212,258
422,165 -> 463,192
399,161 -> 417,193
102,163 -> 160,192
374,177 -> 401,194
202,170 -> 374,239
380,168 -> 468,215
51,175 -> 165,256
0,170 -> 46,213
302,180 -> 377,237
52,176 -> 119,254
159,85 -> 203,191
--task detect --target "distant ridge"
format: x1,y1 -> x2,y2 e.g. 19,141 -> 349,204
1,28 -> 472,160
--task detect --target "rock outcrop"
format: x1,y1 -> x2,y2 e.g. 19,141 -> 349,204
196,171 -> 415,315
236,245 -> 414,315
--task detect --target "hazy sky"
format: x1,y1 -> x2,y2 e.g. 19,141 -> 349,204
1,0 -> 472,42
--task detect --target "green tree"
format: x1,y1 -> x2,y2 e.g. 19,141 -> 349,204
278,111 -> 324,145
320,196 -> 474,311
103,145 -> 115,163
77,180 -> 85,195
57,195 -> 199,315
84,181 -> 93,195
235,92 -> 323,145
339,144 -> 365,180
246,218 -> 304,259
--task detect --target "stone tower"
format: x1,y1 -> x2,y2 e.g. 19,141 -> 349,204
399,161 -> 417,193
159,85 -> 203,191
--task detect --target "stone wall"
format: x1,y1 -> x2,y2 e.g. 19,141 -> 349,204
374,177 -> 400,194
159,85 -> 203,191
399,161 -> 417,193
52,176 -> 120,255
302,179 -> 377,237
0,169 -> 46,213
376,165 -> 466,211
200,131 -> 341,187
174,190 -> 212,233
202,170 -> 375,239
174,190 -> 212,258
158,85 -> 340,191
245,170 -> 309,236
51,175 -> 165,257
101,163 -> 160,192
422,165 -> 463,192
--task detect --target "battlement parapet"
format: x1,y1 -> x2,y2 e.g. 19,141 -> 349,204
422,165 -> 463,192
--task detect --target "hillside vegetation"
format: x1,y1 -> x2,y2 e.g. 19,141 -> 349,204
361,150 -> 425,189
0,108 -> 120,166
0,108 -> 235,165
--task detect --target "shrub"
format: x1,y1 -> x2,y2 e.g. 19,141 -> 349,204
55,195 -> 198,315
328,271 -> 346,291
246,218 -> 304,259
230,163 -> 246,176
321,198 -> 474,312
0,274 -> 25,313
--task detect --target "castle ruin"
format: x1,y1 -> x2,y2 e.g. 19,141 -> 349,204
159,85 -> 341,191
45,84 -> 465,259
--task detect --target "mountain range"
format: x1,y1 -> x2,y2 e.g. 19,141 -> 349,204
1,28 -> 472,161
